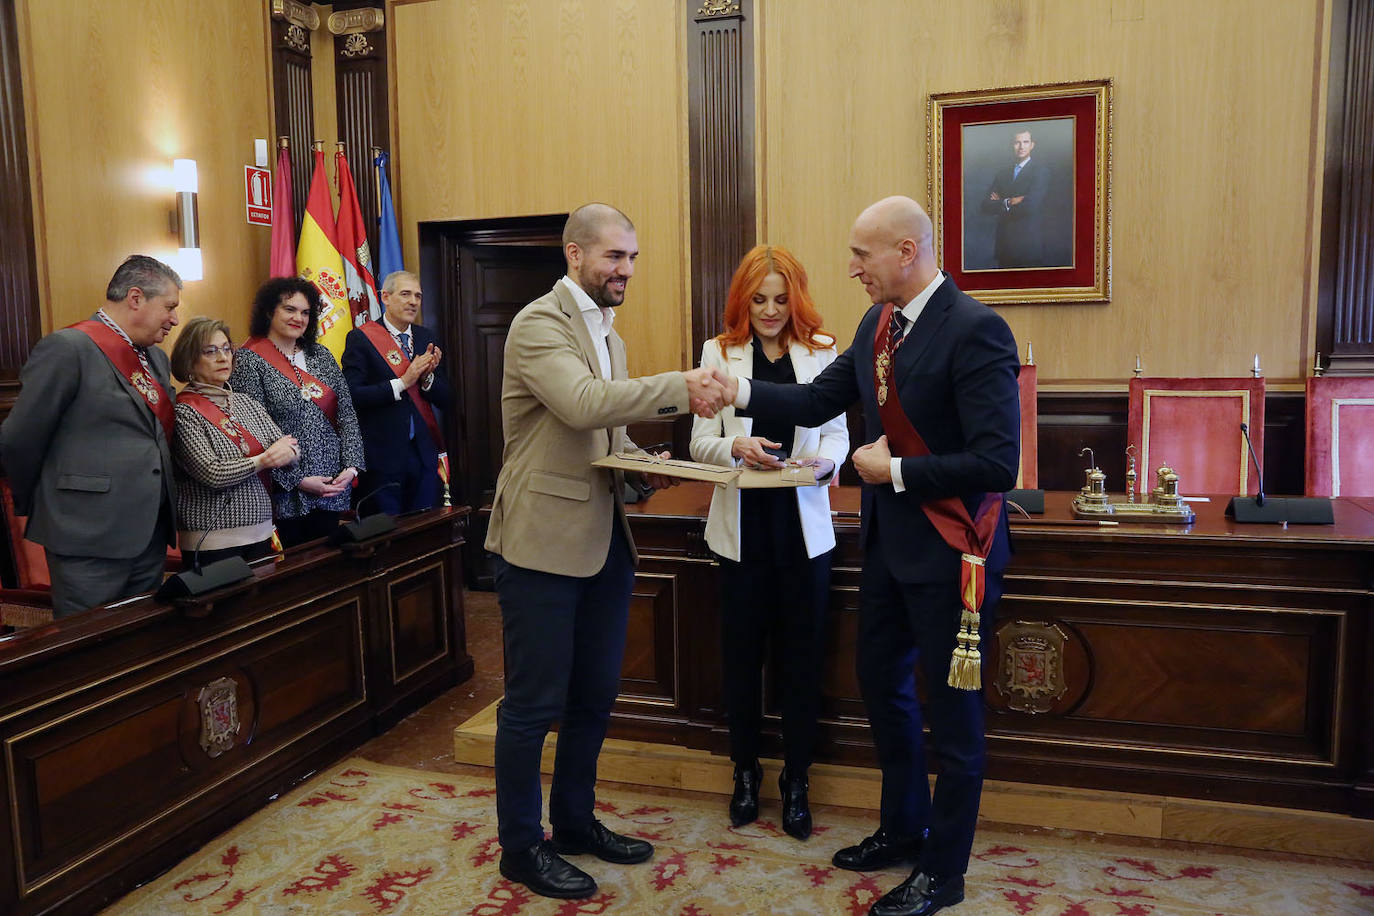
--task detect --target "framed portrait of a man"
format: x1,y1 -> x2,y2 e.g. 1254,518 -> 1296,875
928,79 -> 1111,304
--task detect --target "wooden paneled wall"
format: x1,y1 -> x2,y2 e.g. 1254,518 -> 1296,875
19,0 -> 276,338
11,0 -> 1343,385
389,0 -> 691,377
759,0 -> 1330,383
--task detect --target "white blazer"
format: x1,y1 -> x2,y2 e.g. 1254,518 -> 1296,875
690,336 -> 850,562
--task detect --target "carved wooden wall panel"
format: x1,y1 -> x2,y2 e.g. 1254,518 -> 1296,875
270,0 -> 318,236
688,1 -> 755,359
616,485 -> 1374,817
0,0 -> 40,416
620,572 -> 679,708
385,558 -> 449,684
7,597 -> 366,900
331,2 -> 389,259
1318,0 -> 1374,374
0,510 -> 470,914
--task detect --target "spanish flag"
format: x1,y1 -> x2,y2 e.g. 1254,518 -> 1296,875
296,148 -> 351,359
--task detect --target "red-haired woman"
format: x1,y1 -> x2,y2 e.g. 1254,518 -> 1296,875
690,245 -> 849,839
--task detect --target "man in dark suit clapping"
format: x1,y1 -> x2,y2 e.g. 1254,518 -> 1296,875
1,255 -> 181,617
342,270 -> 452,515
715,196 -> 1020,916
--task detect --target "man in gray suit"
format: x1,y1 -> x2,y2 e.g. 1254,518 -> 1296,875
1,255 -> 181,617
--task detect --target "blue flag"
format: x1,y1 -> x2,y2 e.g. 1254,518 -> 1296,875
375,151 -> 404,282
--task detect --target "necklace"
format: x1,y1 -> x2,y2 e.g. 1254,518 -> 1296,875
272,340 -> 314,401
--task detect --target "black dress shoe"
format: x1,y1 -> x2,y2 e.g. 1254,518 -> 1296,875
498,840 -> 597,899
869,871 -> 964,916
728,760 -> 763,827
832,826 -> 923,871
551,818 -> 654,864
779,766 -> 812,840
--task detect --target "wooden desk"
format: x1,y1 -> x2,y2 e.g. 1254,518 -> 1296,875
615,485 -> 1374,818
0,508 -> 472,915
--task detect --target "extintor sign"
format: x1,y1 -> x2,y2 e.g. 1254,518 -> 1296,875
245,165 -> 272,226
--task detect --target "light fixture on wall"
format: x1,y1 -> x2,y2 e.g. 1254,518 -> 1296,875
170,158 -> 203,281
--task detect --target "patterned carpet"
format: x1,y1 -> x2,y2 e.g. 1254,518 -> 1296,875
104,759 -> 1374,915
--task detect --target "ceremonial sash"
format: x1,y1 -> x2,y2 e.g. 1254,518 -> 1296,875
70,320 -> 175,444
359,321 -> 449,488
175,390 -> 273,493
242,337 -> 339,428
871,303 -> 1003,691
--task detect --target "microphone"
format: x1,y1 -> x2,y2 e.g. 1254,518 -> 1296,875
157,494 -> 256,600
330,480 -> 399,545
1239,422 -> 1265,507
1226,422 -> 1334,525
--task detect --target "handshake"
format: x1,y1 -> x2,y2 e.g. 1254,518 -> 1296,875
683,367 -> 738,418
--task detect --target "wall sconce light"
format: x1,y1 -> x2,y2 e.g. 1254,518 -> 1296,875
170,158 -> 202,281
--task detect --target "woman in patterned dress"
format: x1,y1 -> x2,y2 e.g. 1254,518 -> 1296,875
230,278 -> 365,547
171,317 -> 299,563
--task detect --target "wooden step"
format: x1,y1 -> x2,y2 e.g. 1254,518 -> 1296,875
454,699 -> 1374,862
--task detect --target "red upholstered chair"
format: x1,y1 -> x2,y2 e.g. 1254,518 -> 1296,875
1127,377 -> 1266,496
1305,376 -> 1374,497
0,479 -> 54,628
1016,362 -> 1038,489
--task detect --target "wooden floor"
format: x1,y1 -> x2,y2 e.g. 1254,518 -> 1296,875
355,590 -> 1374,865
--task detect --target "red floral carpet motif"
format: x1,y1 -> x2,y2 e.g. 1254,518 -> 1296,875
102,759 -> 1374,915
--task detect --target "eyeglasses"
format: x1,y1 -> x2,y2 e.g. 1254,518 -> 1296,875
200,345 -> 234,358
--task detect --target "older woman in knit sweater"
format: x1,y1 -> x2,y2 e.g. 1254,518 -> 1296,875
171,317 -> 298,564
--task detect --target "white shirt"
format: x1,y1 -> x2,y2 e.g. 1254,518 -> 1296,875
888,272 -> 945,492
732,272 -> 946,492
1013,156 -> 1031,180
560,275 -> 614,380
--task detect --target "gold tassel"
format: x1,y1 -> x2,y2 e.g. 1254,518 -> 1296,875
947,608 -> 983,690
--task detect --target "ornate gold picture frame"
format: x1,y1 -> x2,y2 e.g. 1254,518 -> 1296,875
928,79 -> 1112,305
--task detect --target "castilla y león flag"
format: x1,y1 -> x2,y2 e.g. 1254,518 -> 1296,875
335,148 -> 380,327
296,148 -> 351,359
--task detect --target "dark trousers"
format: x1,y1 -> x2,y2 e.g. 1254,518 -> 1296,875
492,522 -> 635,850
365,439 -> 441,516
46,502 -> 171,618
275,509 -> 340,548
47,535 -> 167,619
857,542 -> 1002,878
718,548 -> 831,770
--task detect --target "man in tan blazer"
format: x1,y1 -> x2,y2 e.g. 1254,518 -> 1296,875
485,203 -> 726,900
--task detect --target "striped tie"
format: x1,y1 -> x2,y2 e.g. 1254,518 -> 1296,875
888,310 -> 908,354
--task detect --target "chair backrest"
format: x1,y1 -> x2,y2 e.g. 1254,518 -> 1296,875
0,478 -> 50,590
1127,377 -> 1266,496
1016,363 -> 1038,489
1305,376 -> 1374,497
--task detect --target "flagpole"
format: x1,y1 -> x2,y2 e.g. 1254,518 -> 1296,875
335,141 -> 345,197
372,146 -> 382,217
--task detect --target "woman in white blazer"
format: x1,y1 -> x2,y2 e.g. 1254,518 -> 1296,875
690,245 -> 849,841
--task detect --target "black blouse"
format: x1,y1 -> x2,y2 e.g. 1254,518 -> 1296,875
739,336 -> 805,564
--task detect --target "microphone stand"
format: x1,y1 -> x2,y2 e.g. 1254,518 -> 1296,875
157,493 -> 256,601
331,480 -> 400,546
1225,422 -> 1333,524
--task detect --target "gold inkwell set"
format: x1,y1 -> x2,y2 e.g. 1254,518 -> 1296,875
1071,447 -> 1196,524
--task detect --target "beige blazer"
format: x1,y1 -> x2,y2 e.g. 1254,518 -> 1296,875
689,337 -> 849,562
484,281 -> 690,577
